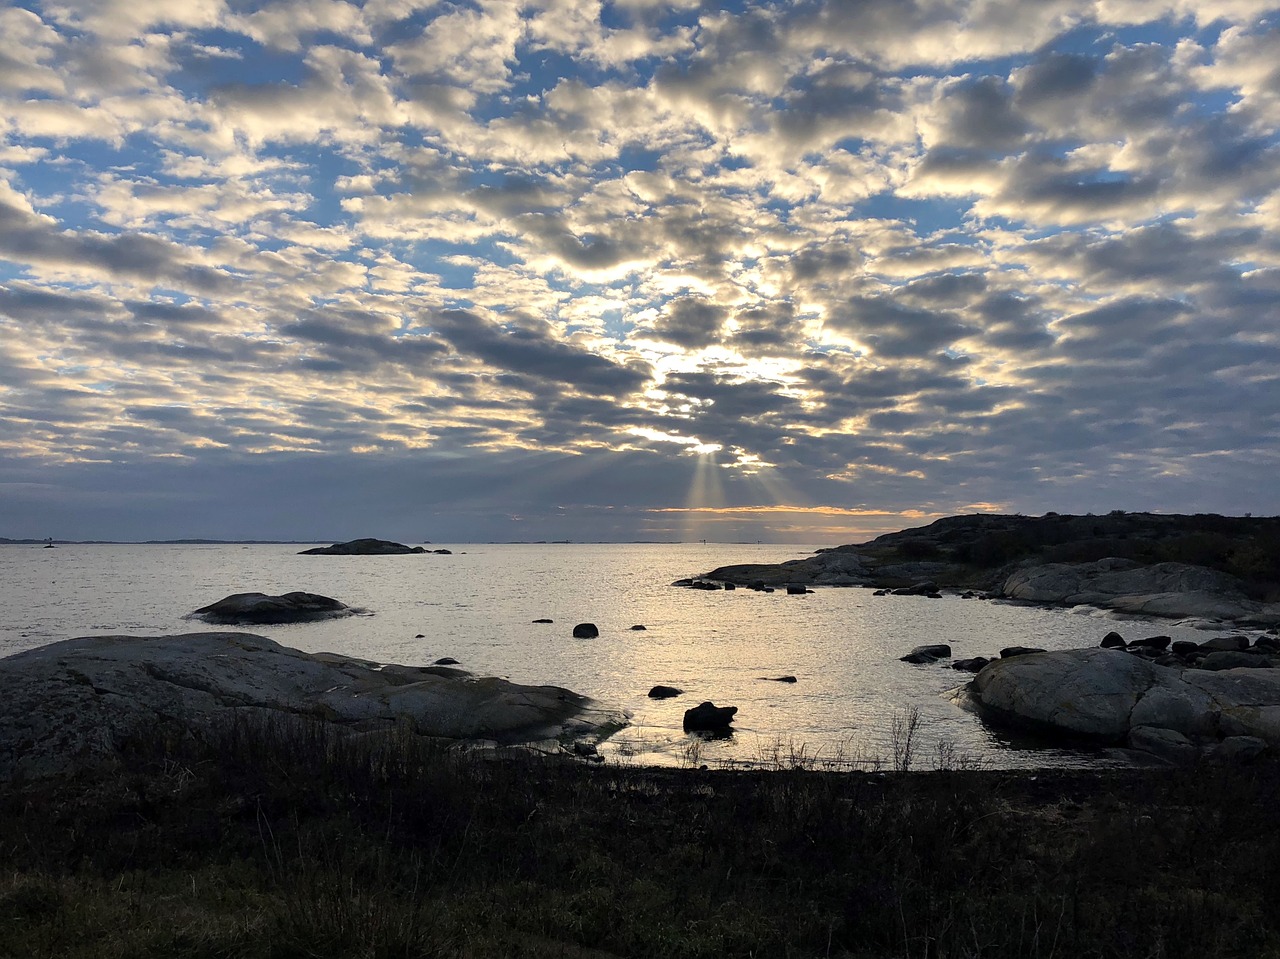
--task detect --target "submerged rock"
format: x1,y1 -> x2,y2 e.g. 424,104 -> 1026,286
190,591 -> 356,625
572,623 -> 600,639
0,633 -> 625,780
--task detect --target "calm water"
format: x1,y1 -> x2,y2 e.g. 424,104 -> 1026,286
0,543 -> 1239,770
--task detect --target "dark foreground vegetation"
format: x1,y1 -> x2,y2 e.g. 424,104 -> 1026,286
3,719 -> 1280,958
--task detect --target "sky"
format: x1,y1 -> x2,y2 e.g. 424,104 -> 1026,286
2,0 -> 1280,545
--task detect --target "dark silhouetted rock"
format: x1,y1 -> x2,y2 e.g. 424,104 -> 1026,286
648,685 -> 683,699
952,657 -> 991,672
415,633 -> 425,639
892,581 -> 939,596
1172,640 -> 1200,656
1196,651 -> 1275,671
190,591 -> 355,625
760,675 -> 798,683
432,548 -> 452,554
572,623 -> 599,639
786,584 -> 810,595
999,646 -> 1045,659
723,582 -> 736,590
532,618 -> 553,624
433,657 -> 460,666
683,701 -> 738,731
1201,635 -> 1251,652
299,538 -> 426,555
630,625 -> 647,630
1101,631 -> 1127,649
900,644 -> 952,664
1131,635 -> 1171,651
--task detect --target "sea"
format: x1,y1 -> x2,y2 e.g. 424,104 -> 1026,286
0,542 -> 1249,771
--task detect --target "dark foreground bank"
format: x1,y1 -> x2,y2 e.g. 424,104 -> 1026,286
3,717 -> 1279,959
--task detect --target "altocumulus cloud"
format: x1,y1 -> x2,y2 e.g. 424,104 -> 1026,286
1,0 -> 1279,543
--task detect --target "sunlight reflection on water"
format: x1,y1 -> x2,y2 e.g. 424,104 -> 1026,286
0,542 -> 1239,770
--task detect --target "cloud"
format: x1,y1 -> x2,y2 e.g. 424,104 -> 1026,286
1,0 -> 1279,540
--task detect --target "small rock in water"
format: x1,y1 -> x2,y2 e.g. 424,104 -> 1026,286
434,657 -> 460,666
1100,631 -> 1127,649
630,624 -> 647,630
952,657 -> 991,672
683,701 -> 738,731
900,644 -> 952,664
999,646 -> 1045,659
760,675 -> 798,683
1130,635 -> 1171,651
415,633 -> 425,639
572,623 -> 599,639
532,618 -> 553,624
648,685 -> 683,699
786,584 -> 810,595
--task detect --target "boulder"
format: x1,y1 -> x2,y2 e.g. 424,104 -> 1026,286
683,701 -> 738,732
299,538 -> 426,555
648,685 -> 683,699
968,646 -> 1280,753
189,591 -> 356,625
572,623 -> 600,639
999,646 -> 1045,659
786,584 -> 810,595
900,644 -> 952,664
952,657 -> 991,673
1130,635 -> 1171,651
1195,651 -> 1274,671
0,633 -> 625,781
532,618 -> 554,624
1200,635 -> 1251,652
1128,725 -> 1198,765
433,657 -> 460,666
630,625 -> 647,631
760,675 -> 798,683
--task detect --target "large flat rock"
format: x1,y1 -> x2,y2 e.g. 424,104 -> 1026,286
0,633 -> 624,780
968,647 -> 1280,753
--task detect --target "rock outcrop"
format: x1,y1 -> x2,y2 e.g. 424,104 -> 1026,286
189,591 -> 358,625
685,512 -> 1280,626
0,633 -> 625,780
964,647 -> 1280,762
299,538 -> 426,555
1002,559 -> 1280,625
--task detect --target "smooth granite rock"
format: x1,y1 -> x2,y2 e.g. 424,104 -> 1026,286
189,591 -> 357,625
0,633 -> 624,780
967,647 -> 1280,752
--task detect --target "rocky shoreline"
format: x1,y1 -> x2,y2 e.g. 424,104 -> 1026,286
692,511 -> 1280,627
0,632 -> 623,780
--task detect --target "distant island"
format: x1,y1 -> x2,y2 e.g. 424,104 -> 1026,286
698,511 -> 1280,626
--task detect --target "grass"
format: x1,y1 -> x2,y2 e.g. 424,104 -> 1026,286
2,716 -> 1280,958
